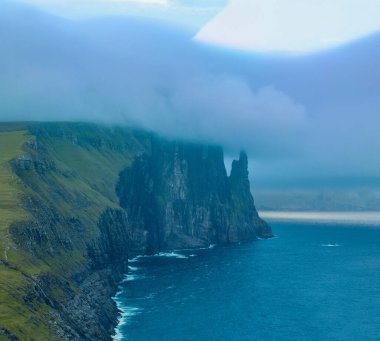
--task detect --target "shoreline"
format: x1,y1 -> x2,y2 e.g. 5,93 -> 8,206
110,244 -> 221,340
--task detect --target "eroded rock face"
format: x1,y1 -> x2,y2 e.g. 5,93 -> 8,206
229,151 -> 273,241
117,139 -> 272,254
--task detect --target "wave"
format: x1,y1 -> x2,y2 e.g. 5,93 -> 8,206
112,286 -> 142,341
128,251 -> 189,262
156,251 -> 188,259
128,255 -> 143,263
112,306 -> 141,341
122,274 -> 145,283
128,265 -> 139,271
321,243 -> 341,247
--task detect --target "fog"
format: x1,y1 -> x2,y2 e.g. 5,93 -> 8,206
1,1 -> 380,191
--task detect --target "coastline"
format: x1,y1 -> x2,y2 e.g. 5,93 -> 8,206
110,247 -> 217,340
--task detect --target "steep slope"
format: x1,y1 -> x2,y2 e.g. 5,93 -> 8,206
0,125 -> 53,341
0,122 -> 271,340
228,151 -> 272,240
116,139 -> 271,255
1,122 -> 151,340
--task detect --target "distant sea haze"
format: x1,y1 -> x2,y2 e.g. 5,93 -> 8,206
259,211 -> 380,226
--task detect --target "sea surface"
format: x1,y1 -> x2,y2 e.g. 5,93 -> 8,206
113,215 -> 380,340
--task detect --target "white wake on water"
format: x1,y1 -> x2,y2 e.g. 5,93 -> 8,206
321,243 -> 342,247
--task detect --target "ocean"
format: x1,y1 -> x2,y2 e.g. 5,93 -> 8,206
113,215 -> 380,340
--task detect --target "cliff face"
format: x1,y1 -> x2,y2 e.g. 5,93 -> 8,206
229,151 -> 273,240
0,122 -> 271,341
116,139 -> 271,255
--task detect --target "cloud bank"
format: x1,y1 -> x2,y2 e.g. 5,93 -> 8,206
0,2 -> 307,157
1,1 -> 380,189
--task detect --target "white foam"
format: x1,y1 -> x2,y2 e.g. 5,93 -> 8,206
156,252 -> 188,259
128,255 -> 142,263
129,251 -> 189,261
112,306 -> 141,341
128,265 -> 139,271
321,243 -> 341,247
112,287 -> 141,341
122,274 -> 145,283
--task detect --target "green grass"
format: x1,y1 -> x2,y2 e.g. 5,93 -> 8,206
1,245 -> 85,339
0,123 -> 151,340
0,131 -> 31,234
0,130 -> 32,273
28,124 -> 149,230
0,266 -> 56,341
0,130 -> 56,340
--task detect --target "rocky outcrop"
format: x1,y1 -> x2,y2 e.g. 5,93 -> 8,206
116,138 -> 272,254
0,327 -> 19,341
229,151 -> 273,240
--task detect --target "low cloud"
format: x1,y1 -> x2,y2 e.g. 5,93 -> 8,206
0,1 -> 308,161
1,1 -> 380,189
167,78 -> 307,157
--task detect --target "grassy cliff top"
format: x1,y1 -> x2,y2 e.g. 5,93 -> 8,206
0,122 -> 151,340
0,130 -> 31,233
0,128 -> 53,340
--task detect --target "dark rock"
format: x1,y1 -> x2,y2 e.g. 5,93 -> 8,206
117,139 -> 272,254
0,327 -> 19,341
12,154 -> 56,175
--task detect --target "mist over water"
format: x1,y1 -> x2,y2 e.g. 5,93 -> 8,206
260,211 -> 380,225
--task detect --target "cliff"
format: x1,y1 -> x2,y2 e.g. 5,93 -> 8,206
0,122 -> 271,340
117,139 -> 271,255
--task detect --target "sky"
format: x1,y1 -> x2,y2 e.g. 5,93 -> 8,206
13,0 -> 228,29
196,0 -> 380,53
1,0 -> 380,197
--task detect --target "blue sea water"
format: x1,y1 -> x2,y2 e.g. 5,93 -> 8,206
113,222 -> 380,340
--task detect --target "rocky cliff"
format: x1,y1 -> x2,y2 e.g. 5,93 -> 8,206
0,122 -> 271,340
117,138 -> 271,255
